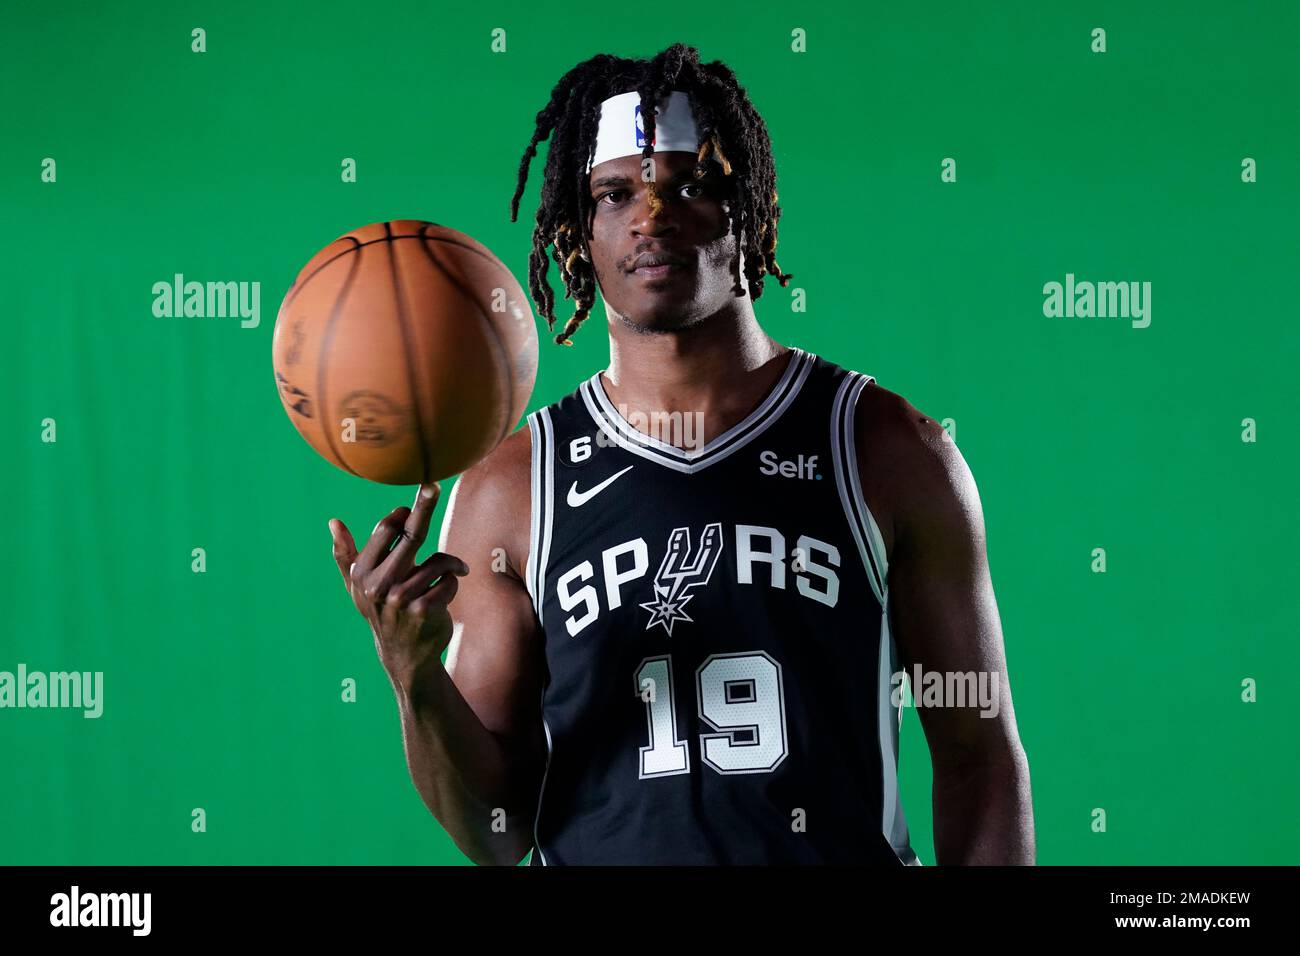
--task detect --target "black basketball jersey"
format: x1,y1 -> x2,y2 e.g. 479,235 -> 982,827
523,347 -> 917,865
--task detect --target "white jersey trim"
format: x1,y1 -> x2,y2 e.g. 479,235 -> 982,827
526,409 -> 556,866
830,372 -> 888,606
532,685 -> 554,867
524,408 -> 556,625
579,347 -> 813,475
878,604 -> 917,865
834,371 -> 917,866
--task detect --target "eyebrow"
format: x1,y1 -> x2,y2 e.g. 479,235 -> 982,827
590,168 -> 717,191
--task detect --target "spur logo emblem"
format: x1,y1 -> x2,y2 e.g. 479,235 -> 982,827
639,523 -> 723,635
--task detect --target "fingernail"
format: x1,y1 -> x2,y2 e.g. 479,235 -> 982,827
327,519 -> 336,538
459,560 -> 470,574
421,484 -> 437,499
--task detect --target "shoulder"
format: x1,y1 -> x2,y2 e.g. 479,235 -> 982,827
854,380 -> 952,479
847,377 -> 983,559
462,420 -> 533,489
445,371 -> 596,545
441,423 -> 533,573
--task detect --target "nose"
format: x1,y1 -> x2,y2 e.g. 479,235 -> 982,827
629,182 -> 680,239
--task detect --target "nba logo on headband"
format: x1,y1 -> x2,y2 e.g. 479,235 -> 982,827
588,89 -> 723,173
634,104 -> 655,148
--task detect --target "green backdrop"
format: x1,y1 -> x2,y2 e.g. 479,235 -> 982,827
3,1 -> 1296,865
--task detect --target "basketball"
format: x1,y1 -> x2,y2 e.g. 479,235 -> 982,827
271,220 -> 538,484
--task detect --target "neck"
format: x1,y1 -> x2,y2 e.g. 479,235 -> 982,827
599,298 -> 789,447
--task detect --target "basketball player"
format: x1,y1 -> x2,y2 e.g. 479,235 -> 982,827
327,44 -> 1034,865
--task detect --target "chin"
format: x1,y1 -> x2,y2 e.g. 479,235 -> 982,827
617,309 -> 706,336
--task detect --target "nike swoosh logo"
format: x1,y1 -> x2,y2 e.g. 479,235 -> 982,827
567,465 -> 634,507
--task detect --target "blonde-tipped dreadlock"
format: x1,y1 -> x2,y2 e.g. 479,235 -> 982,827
508,43 -> 793,346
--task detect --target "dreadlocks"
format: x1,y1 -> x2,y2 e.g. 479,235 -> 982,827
508,43 -> 793,346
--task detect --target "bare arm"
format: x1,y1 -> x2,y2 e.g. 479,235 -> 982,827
328,428 -> 545,866
858,388 -> 1035,865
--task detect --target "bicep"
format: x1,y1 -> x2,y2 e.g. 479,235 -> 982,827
437,462 -> 545,746
881,425 -> 1022,764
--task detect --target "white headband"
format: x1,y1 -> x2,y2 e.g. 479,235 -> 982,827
586,89 -> 720,174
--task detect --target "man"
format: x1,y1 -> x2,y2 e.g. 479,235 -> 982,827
327,43 -> 1034,865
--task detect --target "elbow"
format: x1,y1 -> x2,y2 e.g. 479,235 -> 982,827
453,817 -> 537,866
466,836 -> 534,867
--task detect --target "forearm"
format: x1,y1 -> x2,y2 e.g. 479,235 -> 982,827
931,745 -> 1035,865
390,660 -> 538,866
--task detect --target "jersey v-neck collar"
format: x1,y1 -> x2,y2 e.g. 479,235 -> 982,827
578,347 -> 814,475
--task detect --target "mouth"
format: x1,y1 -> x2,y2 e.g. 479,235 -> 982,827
633,262 -> 689,279
629,253 -> 693,280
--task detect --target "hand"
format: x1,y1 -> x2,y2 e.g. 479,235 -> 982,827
328,483 -> 470,688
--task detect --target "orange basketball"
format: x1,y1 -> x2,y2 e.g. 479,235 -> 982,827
271,220 -> 538,484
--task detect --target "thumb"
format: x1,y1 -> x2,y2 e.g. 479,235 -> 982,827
329,518 -> 359,589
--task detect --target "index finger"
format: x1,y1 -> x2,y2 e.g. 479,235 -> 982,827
384,481 -> 441,571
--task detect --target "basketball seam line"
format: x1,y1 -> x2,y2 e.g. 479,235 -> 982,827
418,226 -> 516,449
315,237 -> 363,477
383,221 -> 432,482
282,228 -> 505,310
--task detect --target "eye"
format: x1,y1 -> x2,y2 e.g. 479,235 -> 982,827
596,182 -> 712,207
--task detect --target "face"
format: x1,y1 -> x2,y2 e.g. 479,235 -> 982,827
585,150 -> 741,333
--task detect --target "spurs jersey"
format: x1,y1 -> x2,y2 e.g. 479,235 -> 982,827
523,347 -> 916,865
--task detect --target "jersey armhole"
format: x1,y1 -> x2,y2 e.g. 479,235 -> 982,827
524,409 -> 556,625
829,372 -> 889,608
832,371 -> 917,864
